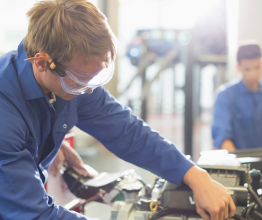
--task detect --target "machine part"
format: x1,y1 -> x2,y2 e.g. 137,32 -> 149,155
109,206 -> 252,220
199,165 -> 247,187
154,166 -> 249,217
258,179 -> 262,196
115,202 -> 135,220
233,214 -> 248,220
148,209 -> 200,220
253,210 -> 262,219
122,182 -> 142,203
73,164 -> 262,220
226,187 -> 248,206
151,188 -> 161,201
146,177 -> 161,197
245,202 -> 256,217
64,198 -> 82,210
101,187 -> 122,205
160,183 -> 248,212
149,201 -> 158,213
69,190 -> 106,211
160,183 -> 196,212
139,198 -> 152,211
84,201 -> 112,220
132,210 -> 153,220
123,190 -> 140,204
110,202 -> 200,220
248,187 -> 262,210
63,191 -> 106,214
62,166 -> 127,199
250,169 -> 261,178
256,188 -> 262,195
111,201 -> 125,220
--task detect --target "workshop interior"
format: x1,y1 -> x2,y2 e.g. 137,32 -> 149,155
2,0 -> 262,219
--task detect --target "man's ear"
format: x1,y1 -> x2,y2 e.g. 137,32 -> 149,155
34,53 -> 47,73
236,63 -> 240,72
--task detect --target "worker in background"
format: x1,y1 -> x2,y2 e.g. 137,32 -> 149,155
212,40 -> 262,152
0,0 -> 235,220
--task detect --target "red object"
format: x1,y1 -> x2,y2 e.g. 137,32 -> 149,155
64,133 -> 75,149
70,191 -> 106,214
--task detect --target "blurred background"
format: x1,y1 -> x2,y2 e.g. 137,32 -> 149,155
0,0 -> 261,183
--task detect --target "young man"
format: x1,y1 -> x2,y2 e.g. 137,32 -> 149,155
0,0 -> 235,220
212,40 -> 262,152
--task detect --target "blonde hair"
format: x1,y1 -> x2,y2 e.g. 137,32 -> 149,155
24,0 -> 117,65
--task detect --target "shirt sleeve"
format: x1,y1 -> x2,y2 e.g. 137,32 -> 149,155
211,89 -> 233,148
0,95 -> 97,220
76,87 -> 194,186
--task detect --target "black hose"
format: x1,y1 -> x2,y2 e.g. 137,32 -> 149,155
245,202 -> 256,217
148,209 -> 199,220
249,187 -> 262,210
148,209 -> 250,220
253,210 -> 262,219
148,209 -> 177,220
232,214 -> 248,220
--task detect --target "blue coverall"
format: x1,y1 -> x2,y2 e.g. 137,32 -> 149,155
0,40 -> 193,220
212,78 -> 262,149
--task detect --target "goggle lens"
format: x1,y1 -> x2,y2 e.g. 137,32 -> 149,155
24,54 -> 114,96
60,62 -> 115,95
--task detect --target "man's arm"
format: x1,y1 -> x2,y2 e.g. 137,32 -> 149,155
76,87 -> 194,186
0,97 -> 95,220
76,87 -> 236,220
221,139 -> 236,152
48,140 -> 98,177
212,89 -> 234,149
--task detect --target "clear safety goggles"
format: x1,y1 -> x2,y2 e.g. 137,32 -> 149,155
25,54 -> 114,95
60,63 -> 114,95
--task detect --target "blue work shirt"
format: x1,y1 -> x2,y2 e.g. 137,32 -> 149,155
0,40 -> 194,220
212,78 -> 262,150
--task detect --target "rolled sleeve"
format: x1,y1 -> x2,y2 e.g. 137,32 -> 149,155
212,89 -> 233,148
76,87 -> 194,186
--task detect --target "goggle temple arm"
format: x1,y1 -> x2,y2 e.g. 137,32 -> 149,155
48,60 -> 66,77
24,55 -> 66,78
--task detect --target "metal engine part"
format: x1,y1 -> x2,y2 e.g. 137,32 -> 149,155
108,165 -> 250,220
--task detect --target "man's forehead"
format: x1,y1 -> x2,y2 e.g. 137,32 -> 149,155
239,58 -> 261,66
63,53 -> 104,73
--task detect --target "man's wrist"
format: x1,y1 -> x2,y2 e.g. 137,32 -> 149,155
182,165 -> 210,190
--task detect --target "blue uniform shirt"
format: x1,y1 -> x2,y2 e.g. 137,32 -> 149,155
212,78 -> 262,150
0,40 -> 194,220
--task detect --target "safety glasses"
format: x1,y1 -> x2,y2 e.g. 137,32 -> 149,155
25,54 -> 114,95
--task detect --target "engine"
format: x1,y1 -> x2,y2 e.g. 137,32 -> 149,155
62,164 -> 262,220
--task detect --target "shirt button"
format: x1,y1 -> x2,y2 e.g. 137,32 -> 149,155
236,113 -> 241,118
63,124 -> 67,129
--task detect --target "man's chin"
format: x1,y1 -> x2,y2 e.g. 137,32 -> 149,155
248,81 -> 258,87
58,94 -> 79,100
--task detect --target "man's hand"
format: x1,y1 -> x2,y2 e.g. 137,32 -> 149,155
183,165 -> 236,220
221,139 -> 236,152
48,147 -> 65,177
48,140 -> 98,178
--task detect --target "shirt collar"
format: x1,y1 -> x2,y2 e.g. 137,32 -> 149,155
238,77 -> 262,94
16,39 -> 45,100
49,92 -> 56,105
